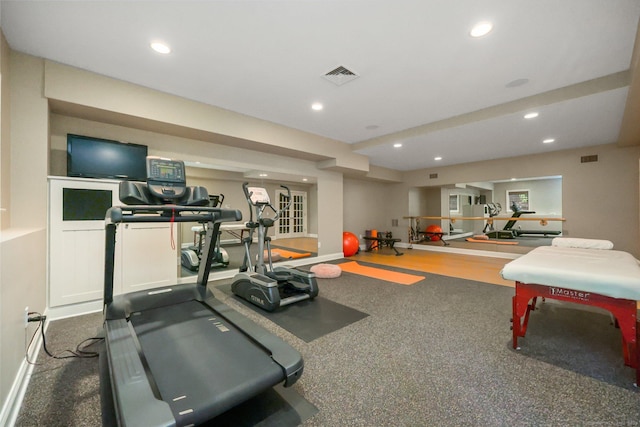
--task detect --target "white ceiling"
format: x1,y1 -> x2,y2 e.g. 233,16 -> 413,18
2,0 -> 639,171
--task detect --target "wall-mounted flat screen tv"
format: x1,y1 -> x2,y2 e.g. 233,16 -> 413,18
67,134 -> 148,181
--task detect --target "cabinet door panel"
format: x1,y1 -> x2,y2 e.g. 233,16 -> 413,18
50,229 -> 105,306
119,223 -> 178,294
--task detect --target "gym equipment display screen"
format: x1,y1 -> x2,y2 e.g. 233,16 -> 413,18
67,134 -> 148,181
146,157 -> 187,201
147,157 -> 185,183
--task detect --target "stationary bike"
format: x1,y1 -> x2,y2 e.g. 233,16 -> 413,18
232,182 -> 318,311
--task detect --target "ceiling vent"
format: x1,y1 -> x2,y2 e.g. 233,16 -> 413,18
322,66 -> 359,86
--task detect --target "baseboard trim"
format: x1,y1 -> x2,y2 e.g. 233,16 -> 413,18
0,320 -> 48,427
395,242 -> 521,259
46,300 -> 103,321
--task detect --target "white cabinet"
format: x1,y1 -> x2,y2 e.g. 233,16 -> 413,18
117,222 -> 178,294
48,177 -> 177,309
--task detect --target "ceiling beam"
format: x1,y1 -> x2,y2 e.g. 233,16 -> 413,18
353,71 -> 630,152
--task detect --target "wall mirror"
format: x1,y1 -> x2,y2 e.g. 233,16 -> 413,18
179,166 -> 319,279
409,175 -> 562,254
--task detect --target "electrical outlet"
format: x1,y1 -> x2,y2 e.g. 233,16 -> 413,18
24,307 -> 29,327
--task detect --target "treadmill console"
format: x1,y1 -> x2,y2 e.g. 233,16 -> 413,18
146,157 -> 187,201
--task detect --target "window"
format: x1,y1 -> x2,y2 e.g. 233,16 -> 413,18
507,189 -> 530,212
449,194 -> 459,213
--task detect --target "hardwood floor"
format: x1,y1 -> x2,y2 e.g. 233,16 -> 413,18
350,246 -> 514,287
272,237 -> 318,252
273,236 -> 515,287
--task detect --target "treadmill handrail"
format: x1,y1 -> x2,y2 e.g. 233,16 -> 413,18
106,205 -> 241,224
103,205 -> 242,305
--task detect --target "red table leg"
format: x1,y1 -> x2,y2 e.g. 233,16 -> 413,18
512,282 -> 638,384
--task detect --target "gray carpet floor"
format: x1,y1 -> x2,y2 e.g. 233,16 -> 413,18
15,262 -> 640,426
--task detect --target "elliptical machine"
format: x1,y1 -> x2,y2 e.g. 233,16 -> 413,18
232,182 -> 318,311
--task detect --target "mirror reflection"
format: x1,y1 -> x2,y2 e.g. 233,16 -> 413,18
408,176 -> 563,254
180,167 -> 318,278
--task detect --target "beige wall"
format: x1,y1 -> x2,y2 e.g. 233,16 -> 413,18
343,178 -> 395,239
1,46 -> 48,419
317,172 -> 343,253
10,52 -> 49,228
1,30 -> 9,229
1,229 -> 46,418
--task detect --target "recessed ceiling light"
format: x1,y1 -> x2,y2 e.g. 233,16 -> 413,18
470,21 -> 493,38
543,138 -> 555,144
311,102 -> 323,111
150,41 -> 171,54
434,156 -> 442,161
259,173 -> 268,177
524,112 -> 539,119
510,178 -> 517,181
302,178 -> 308,182
393,143 -> 403,148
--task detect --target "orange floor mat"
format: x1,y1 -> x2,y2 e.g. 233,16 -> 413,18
272,248 -> 312,259
337,261 -> 425,286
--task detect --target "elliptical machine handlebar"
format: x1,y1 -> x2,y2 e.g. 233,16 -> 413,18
241,182 -> 255,224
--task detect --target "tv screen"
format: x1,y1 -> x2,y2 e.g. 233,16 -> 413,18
63,188 -> 113,221
67,134 -> 148,181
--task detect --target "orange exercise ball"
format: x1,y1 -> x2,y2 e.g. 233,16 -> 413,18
426,224 -> 443,241
343,232 -> 360,257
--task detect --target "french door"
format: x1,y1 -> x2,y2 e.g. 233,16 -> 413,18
275,189 -> 307,238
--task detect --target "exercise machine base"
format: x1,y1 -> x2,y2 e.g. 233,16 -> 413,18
232,268 -> 319,312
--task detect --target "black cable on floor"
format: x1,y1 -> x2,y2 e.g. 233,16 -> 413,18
25,312 -> 104,363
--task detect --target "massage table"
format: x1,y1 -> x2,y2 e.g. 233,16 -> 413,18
501,238 -> 640,385
220,222 -> 250,243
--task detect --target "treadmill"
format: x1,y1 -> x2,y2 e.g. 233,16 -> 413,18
486,204 -> 562,239
101,157 -> 304,426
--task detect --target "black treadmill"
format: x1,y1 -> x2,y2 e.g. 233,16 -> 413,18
486,204 -> 562,239
101,157 -> 304,426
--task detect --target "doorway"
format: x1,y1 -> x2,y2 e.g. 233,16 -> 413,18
275,189 -> 307,238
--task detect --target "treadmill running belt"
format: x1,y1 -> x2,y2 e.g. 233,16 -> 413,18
130,299 -> 284,426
